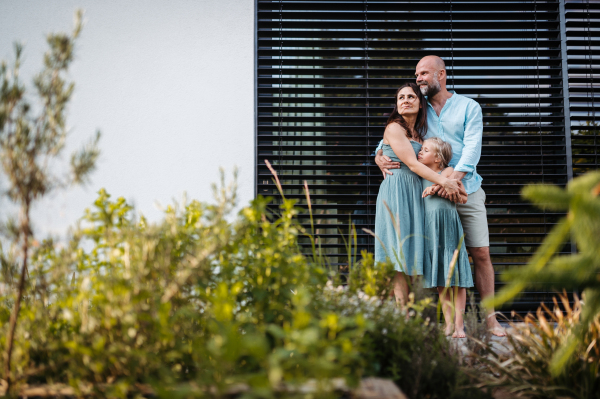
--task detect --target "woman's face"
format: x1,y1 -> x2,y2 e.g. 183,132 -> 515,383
418,140 -> 439,167
396,86 -> 421,116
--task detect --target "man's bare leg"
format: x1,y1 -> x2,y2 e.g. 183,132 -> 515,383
393,271 -> 410,307
468,246 -> 506,337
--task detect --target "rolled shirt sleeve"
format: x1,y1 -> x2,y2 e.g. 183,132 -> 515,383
374,139 -> 384,156
454,101 -> 483,175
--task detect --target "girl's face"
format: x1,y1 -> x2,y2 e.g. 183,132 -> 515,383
418,140 -> 440,168
396,86 -> 421,116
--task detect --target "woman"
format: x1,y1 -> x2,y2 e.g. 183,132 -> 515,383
374,82 -> 462,305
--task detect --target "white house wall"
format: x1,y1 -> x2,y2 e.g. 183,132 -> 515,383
0,0 -> 255,235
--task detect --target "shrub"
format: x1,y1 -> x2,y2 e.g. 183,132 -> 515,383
0,175 -> 490,398
471,293 -> 599,399
476,171 -> 600,398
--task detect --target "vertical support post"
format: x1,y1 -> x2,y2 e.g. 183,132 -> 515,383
254,0 -> 258,198
559,1 -> 578,293
559,0 -> 574,183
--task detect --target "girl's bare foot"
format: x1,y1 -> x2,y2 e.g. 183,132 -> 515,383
452,326 -> 466,339
444,323 -> 454,336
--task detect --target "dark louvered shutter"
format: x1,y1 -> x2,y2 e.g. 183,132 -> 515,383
566,0 -> 600,177
256,0 -> 599,316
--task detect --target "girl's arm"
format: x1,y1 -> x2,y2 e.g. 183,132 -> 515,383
386,124 -> 462,202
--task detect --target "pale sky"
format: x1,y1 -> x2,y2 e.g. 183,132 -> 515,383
0,0 -> 255,236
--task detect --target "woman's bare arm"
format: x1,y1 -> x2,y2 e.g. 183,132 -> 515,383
385,124 -> 461,202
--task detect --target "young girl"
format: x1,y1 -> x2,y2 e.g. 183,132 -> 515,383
418,137 -> 474,338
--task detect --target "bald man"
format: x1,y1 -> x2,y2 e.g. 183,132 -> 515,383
374,55 -> 506,336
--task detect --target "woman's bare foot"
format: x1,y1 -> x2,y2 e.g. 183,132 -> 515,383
487,315 -> 507,337
452,326 -> 466,339
444,323 -> 454,336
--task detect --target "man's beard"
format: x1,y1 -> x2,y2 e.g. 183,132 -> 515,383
419,76 -> 441,98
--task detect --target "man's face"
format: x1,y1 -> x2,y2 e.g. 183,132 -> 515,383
415,63 -> 442,98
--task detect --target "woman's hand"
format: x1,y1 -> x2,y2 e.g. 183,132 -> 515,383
442,178 -> 462,203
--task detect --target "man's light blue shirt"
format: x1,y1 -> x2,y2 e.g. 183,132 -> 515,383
375,91 -> 483,195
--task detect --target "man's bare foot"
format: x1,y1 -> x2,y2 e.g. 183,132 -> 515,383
487,315 -> 507,337
452,326 -> 466,339
444,323 -> 454,336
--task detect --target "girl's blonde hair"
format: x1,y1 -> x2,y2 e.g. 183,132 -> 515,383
425,137 -> 453,169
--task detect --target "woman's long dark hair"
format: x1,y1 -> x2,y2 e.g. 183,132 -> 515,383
386,82 -> 428,142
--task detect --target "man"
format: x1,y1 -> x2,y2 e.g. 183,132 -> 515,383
375,55 -> 506,336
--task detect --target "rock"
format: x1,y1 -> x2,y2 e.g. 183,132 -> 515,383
354,377 -> 408,399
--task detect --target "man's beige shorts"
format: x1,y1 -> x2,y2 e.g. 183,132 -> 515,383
456,187 -> 489,248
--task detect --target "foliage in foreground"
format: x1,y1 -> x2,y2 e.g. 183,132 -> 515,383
472,293 -> 599,399
0,177 -> 488,398
476,171 -> 600,398
0,10 -> 100,390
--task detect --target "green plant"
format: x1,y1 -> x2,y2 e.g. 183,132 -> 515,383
472,293 -> 599,399
354,290 -> 489,399
0,172 -> 493,398
487,171 -> 600,375
0,10 -> 100,392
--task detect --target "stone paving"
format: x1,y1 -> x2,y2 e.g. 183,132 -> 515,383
450,322 -> 514,358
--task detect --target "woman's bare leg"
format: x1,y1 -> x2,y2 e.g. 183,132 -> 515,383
452,288 -> 467,338
437,286 -> 454,336
393,271 -> 409,306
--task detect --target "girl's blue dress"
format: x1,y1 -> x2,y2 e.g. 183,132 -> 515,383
421,174 -> 474,288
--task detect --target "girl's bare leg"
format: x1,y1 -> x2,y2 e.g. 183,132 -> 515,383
393,271 -> 409,306
452,288 -> 467,339
437,286 -> 454,336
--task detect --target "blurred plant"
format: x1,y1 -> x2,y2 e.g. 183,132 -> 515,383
462,293 -> 491,356
487,171 -> 600,376
0,166 -> 491,398
472,293 -> 599,399
354,290 -> 489,399
346,248 -> 395,300
0,10 -> 100,392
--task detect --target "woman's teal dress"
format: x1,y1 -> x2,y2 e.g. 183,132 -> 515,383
374,142 -> 425,276
422,175 -> 474,288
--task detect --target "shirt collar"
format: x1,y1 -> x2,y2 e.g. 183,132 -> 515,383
426,90 -> 457,108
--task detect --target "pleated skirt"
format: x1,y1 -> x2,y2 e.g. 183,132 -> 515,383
422,209 -> 474,288
374,169 -> 425,276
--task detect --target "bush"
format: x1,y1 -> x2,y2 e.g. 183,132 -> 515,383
0,173 -> 491,398
475,171 -> 600,398
488,171 -> 600,375
471,293 -> 599,399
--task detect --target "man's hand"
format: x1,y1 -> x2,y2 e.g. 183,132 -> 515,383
375,149 -> 400,179
442,179 -> 462,203
432,182 -> 467,204
428,182 -> 468,204
433,170 -> 468,202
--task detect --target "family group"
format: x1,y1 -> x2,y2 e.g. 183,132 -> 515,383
373,55 -> 506,338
